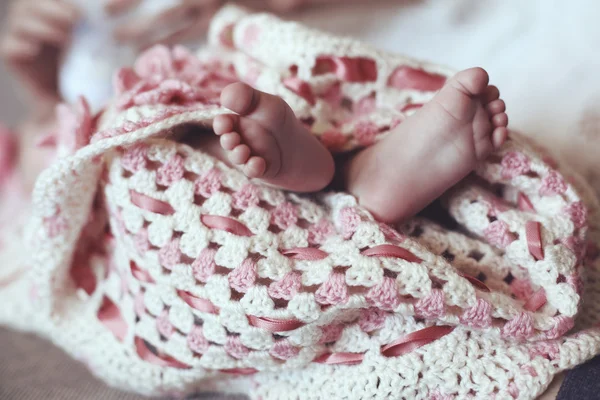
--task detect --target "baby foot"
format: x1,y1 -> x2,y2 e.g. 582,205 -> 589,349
344,67 -> 508,223
213,82 -> 334,192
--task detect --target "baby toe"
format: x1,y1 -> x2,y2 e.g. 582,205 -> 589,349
244,157 -> 266,178
213,114 -> 238,136
482,85 -> 500,104
486,99 -> 506,115
220,132 -> 241,151
220,82 -> 257,115
229,144 -> 251,165
493,127 -> 508,149
492,112 -> 509,127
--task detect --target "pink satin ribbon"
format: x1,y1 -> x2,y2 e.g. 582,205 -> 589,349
201,215 -> 253,237
98,296 -> 127,342
313,352 -> 365,365
387,66 -> 446,91
525,221 -> 544,260
518,193 -> 535,212
247,315 -> 305,332
281,247 -> 328,261
70,266 -> 97,295
380,326 -> 454,357
134,337 -> 190,369
130,261 -> 155,283
219,368 -> 259,375
129,190 -> 175,215
177,290 -> 219,314
524,289 -> 547,312
282,77 -> 316,105
313,56 -> 377,83
362,244 -> 422,263
458,272 -> 490,293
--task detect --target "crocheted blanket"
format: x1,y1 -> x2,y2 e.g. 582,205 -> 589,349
1,5 -> 600,400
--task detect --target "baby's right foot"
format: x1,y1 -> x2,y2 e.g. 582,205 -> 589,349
213,83 -> 335,192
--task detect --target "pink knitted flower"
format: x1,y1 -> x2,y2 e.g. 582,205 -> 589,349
194,168 -> 222,198
539,171 -> 567,196
228,259 -> 257,293
156,310 -> 175,338
459,299 -> 492,329
158,239 -> 182,270
268,272 -> 302,300
192,248 -> 217,283
354,120 -> 379,146
366,277 -> 400,311
501,152 -> 530,179
271,202 -> 298,230
121,144 -> 148,173
225,336 -> 250,359
232,184 -> 260,210
339,207 -> 361,239
484,220 -> 516,249
563,201 -> 587,229
134,229 -> 150,254
414,289 -> 445,319
156,155 -> 185,186
115,45 -> 237,110
187,326 -> 209,354
307,219 -> 336,245
315,272 -> 349,305
501,312 -> 534,339
270,340 -> 300,360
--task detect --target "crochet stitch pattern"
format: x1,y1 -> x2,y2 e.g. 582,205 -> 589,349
1,6 -> 600,400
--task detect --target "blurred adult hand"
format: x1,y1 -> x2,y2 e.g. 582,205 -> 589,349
113,0 -> 223,49
0,0 -> 80,112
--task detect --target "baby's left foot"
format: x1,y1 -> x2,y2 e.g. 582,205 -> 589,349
344,67 -> 508,223
213,83 -> 334,192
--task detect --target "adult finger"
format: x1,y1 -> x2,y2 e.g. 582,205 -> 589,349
12,17 -> 71,46
0,35 -> 40,63
104,0 -> 142,16
113,3 -> 189,43
150,10 -> 214,47
33,0 -> 81,28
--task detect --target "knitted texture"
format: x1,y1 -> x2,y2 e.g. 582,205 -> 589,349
1,6 -> 600,400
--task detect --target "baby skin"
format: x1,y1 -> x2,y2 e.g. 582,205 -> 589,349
212,67 -> 508,223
